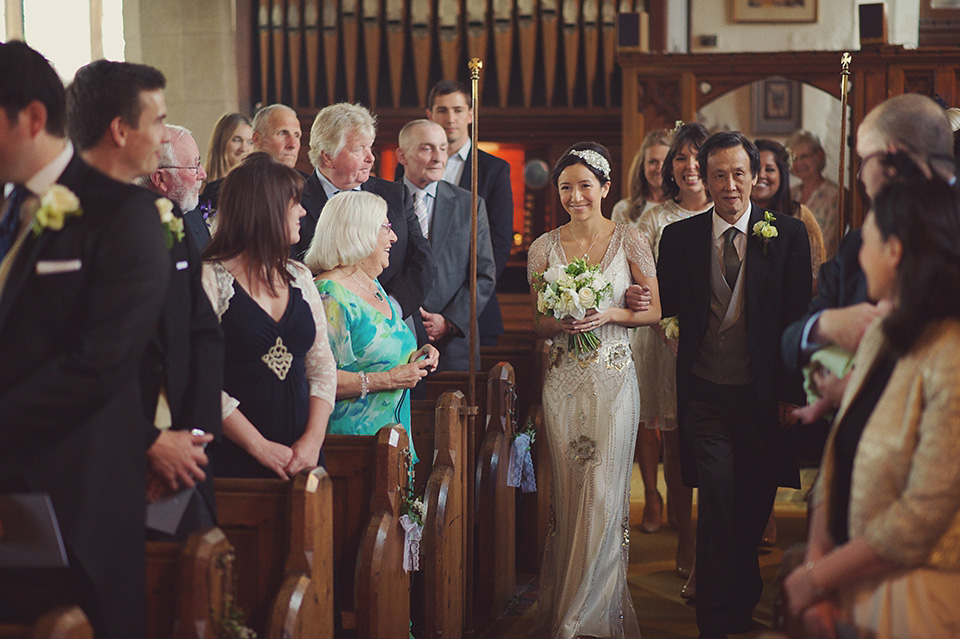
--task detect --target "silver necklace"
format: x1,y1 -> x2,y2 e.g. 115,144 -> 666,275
349,270 -> 384,302
570,224 -> 602,259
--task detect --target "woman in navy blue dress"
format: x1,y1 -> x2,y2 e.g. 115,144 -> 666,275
201,152 -> 336,479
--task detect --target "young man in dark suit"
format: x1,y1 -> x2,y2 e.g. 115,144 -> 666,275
0,42 -> 170,638
397,119 -> 496,372
68,64 -> 224,541
396,80 -> 514,346
656,132 -> 812,639
296,102 -> 433,324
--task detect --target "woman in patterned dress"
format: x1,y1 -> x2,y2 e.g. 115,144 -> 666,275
632,123 -> 711,588
528,142 -> 661,639
201,152 -> 337,479
304,190 -> 438,462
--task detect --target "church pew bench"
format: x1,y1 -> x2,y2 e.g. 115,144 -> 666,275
409,391 -> 467,639
474,363 -> 519,629
213,468 -> 334,639
146,527 -> 235,639
0,607 -> 92,639
323,427 -> 410,639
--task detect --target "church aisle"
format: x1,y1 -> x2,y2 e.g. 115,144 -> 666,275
481,465 -> 815,639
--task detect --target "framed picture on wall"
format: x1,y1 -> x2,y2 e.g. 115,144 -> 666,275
733,0 -> 818,23
751,77 -> 801,135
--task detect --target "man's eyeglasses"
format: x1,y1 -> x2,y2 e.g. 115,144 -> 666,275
159,160 -> 203,175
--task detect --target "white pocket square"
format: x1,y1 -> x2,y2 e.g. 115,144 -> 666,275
35,259 -> 82,275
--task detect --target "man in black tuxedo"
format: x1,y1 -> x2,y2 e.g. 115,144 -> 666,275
0,43 -> 169,638
130,124 -> 225,537
199,103 -> 303,210
397,119 -> 496,371
295,102 -> 433,324
657,132 -> 811,639
396,80 -> 514,346
138,125 -> 212,250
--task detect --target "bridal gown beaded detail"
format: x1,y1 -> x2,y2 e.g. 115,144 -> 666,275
527,223 -> 655,639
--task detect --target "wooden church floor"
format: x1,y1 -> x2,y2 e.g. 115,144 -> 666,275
481,465 -> 818,639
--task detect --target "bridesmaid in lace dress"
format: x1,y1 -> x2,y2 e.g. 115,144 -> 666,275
201,152 -> 337,479
528,142 -> 661,639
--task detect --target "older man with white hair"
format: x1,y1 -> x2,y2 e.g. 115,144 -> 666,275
139,124 -> 210,249
296,102 -> 433,326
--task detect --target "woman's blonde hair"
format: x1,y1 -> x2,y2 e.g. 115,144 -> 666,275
623,129 -> 672,221
303,191 -> 387,272
205,112 -> 252,182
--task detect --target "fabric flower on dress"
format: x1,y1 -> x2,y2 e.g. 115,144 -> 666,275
31,184 -> 82,236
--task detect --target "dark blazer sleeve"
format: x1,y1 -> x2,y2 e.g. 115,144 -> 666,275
381,180 -> 434,317
176,230 -> 224,437
0,185 -> 170,446
780,229 -> 865,373
478,153 -> 513,280
656,222 -> 683,319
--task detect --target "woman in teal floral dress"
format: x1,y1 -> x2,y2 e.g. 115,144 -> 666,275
304,191 -> 438,460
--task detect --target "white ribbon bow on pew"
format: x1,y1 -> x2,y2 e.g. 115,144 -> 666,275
399,515 -> 423,572
507,433 -> 537,493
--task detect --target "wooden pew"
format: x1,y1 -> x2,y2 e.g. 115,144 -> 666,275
517,339 -> 552,573
411,391 -> 467,639
474,363 -> 518,627
213,468 -> 334,639
146,527 -> 236,639
324,427 -> 409,639
0,607 -> 92,639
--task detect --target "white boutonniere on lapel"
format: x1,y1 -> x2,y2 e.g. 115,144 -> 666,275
752,210 -> 778,255
31,184 -> 83,237
156,197 -> 184,249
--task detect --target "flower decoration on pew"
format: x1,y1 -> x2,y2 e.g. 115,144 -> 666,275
399,449 -> 424,572
533,258 -> 613,358
507,418 -> 538,493
216,595 -> 257,639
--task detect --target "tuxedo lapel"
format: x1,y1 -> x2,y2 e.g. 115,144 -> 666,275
690,210 -> 713,327
458,153 -> 473,191
0,154 -> 84,331
302,173 -> 329,221
745,203 -> 771,323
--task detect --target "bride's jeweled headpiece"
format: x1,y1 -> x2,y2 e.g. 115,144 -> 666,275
569,149 -> 611,181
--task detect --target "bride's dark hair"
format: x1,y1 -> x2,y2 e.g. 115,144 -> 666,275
552,142 -> 612,186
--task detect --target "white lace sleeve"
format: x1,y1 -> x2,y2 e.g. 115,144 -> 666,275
527,232 -> 553,285
621,224 -> 656,278
635,206 -> 660,254
201,261 -> 241,419
290,262 -> 337,406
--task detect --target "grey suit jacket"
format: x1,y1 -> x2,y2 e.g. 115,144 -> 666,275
413,180 -> 496,371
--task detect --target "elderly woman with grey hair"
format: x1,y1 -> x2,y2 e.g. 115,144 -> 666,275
304,190 -> 438,461
786,130 -> 842,259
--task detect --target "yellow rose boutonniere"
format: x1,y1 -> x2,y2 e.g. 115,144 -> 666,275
31,185 -> 83,236
156,198 -> 184,249
752,210 -> 778,255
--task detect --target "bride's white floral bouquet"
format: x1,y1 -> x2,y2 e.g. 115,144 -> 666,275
533,258 -> 613,356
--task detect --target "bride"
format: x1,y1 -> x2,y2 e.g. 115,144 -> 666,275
528,142 -> 661,638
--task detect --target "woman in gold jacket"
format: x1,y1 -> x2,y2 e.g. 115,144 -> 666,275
783,172 -> 960,639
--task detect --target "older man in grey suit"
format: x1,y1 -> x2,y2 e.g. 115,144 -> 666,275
397,119 -> 496,372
